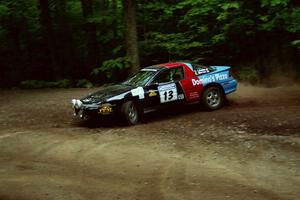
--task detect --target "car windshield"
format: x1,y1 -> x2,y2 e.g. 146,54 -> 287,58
123,70 -> 156,86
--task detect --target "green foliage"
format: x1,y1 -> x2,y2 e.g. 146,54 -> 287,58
76,79 -> 93,88
236,67 -> 260,85
0,4 -> 9,18
291,40 -> 300,47
91,57 -> 131,79
143,32 -> 206,56
261,0 -> 290,7
20,80 -> 71,89
285,7 -> 300,33
0,0 -> 299,87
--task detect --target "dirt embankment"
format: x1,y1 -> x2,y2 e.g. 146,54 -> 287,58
0,84 -> 299,200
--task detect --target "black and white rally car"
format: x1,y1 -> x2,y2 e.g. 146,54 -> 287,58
72,62 -> 237,125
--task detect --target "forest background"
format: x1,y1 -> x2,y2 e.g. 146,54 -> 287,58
0,0 -> 299,88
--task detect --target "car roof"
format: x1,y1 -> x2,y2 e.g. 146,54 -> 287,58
143,65 -> 166,71
143,62 -> 188,71
160,62 -> 187,69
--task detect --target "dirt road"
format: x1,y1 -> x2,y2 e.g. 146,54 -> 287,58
0,84 -> 299,200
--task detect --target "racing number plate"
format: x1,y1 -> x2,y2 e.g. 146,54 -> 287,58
158,83 -> 178,103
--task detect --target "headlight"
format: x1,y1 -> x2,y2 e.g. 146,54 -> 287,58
72,99 -> 82,109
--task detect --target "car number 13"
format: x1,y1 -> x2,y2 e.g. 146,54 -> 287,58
158,83 -> 178,103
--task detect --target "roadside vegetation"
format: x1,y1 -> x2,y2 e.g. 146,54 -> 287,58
0,0 -> 299,88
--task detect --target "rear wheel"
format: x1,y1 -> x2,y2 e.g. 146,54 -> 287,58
121,101 -> 140,125
202,86 -> 224,110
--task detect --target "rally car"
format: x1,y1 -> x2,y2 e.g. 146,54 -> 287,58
72,62 -> 237,125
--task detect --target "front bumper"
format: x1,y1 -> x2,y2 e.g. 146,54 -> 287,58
72,99 -> 115,119
74,107 -> 99,119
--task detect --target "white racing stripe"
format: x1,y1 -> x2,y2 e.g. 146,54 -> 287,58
131,87 -> 145,99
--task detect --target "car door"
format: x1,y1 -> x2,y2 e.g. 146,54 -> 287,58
144,67 -> 185,108
179,65 -> 203,102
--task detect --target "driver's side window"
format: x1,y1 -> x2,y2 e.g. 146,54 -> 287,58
153,67 -> 185,84
154,70 -> 171,84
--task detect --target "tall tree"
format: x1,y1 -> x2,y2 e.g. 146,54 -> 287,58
80,0 -> 100,70
53,0 -> 75,78
123,0 -> 140,74
111,0 -> 118,37
38,0 -> 59,79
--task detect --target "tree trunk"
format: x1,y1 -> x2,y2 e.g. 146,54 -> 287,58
123,0 -> 140,74
53,0 -> 75,78
80,0 -> 100,70
111,0 -> 117,37
38,0 -> 59,79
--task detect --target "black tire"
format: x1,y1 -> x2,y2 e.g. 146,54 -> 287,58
121,101 -> 140,125
202,86 -> 224,110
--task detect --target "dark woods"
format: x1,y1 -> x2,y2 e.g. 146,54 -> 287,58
0,0 -> 299,87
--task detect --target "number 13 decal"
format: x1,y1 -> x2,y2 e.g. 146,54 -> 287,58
158,83 -> 178,103
164,90 -> 174,101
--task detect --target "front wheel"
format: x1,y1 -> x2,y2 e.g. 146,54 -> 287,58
202,86 -> 224,110
121,101 -> 140,125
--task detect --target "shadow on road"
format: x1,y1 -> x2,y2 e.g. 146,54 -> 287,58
75,102 -> 233,128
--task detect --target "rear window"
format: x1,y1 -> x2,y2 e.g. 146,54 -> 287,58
192,64 -> 214,75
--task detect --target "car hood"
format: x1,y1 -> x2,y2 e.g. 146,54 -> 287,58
81,84 -> 134,104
